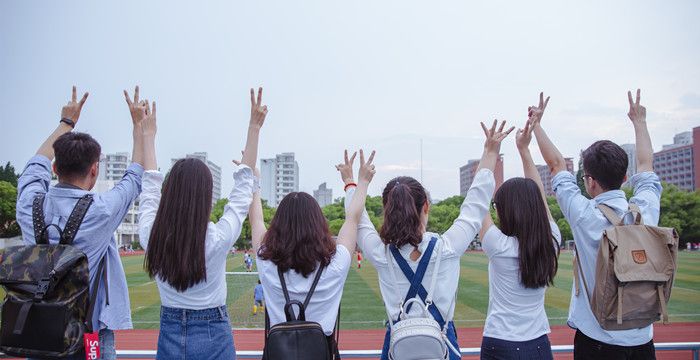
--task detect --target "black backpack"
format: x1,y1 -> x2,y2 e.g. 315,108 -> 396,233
0,194 -> 105,359
262,265 -> 341,360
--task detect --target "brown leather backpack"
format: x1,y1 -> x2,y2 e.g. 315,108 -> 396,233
574,204 -> 678,330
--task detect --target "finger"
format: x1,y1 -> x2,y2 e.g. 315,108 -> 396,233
480,122 -> 489,137
232,160 -> 242,166
344,149 -> 349,164
262,105 -> 268,114
636,89 -> 641,105
523,119 -> 530,133
490,119 -> 497,134
628,91 -> 634,107
250,88 -> 255,106
144,100 -> 150,115
335,165 -> 341,171
349,151 -> 357,164
78,92 -> 89,108
134,86 -> 140,104
498,120 -> 506,133
504,126 -> 515,136
367,150 -> 376,164
257,87 -> 263,106
72,86 -> 77,102
539,92 -> 544,108
151,101 -> 156,117
359,149 -> 365,165
543,96 -> 550,110
124,90 -> 132,106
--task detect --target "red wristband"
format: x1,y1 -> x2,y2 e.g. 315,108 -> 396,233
344,182 -> 357,191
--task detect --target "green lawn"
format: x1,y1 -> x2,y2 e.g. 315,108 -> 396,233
123,251 -> 700,329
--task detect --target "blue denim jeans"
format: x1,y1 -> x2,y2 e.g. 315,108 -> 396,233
480,334 -> 553,360
157,305 -> 235,360
28,328 -> 115,360
381,321 -> 460,360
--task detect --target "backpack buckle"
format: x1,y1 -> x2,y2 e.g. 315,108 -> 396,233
34,278 -> 51,300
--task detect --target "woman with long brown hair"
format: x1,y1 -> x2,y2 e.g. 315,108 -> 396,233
138,88 -> 268,359
342,121 -> 513,360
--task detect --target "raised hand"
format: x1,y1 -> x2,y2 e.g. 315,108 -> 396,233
335,150 -> 357,185
61,86 -> 89,123
250,87 -> 268,129
358,150 -> 376,185
515,119 -> 534,151
124,86 -> 148,125
627,89 -> 646,125
527,92 -> 550,127
480,119 -> 515,154
142,101 -> 157,137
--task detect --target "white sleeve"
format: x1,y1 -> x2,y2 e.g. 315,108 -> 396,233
213,165 -> 255,250
137,171 -> 164,250
344,187 -> 384,265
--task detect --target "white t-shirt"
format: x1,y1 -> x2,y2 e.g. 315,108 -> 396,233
481,221 -> 562,341
256,245 -> 351,335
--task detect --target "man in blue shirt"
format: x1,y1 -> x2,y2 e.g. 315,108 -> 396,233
16,86 -> 153,360
253,280 -> 265,315
529,90 -> 660,359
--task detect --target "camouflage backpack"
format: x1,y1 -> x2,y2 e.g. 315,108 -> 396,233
0,194 -> 105,358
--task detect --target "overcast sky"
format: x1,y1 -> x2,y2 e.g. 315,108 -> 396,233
2,1 -> 699,200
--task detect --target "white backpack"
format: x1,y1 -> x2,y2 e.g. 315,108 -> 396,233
385,238 -> 460,360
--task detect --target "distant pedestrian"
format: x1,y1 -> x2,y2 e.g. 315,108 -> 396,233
252,280 -> 264,315
357,251 -> 362,269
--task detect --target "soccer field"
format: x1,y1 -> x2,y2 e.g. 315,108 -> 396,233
123,251 -> 700,330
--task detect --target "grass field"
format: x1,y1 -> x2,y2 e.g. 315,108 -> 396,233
123,250 -> 700,330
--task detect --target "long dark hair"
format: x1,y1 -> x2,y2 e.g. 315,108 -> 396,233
145,158 -> 213,292
493,177 -> 558,289
258,192 -> 335,277
380,176 -> 427,248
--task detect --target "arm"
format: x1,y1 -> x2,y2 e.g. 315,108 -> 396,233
445,119 -> 511,253
136,99 -> 160,250
628,89 -> 653,173
479,212 -> 494,241
529,92 -> 567,174
516,120 -> 553,221
124,86 -> 148,167
241,87 -> 268,168
337,150 -> 376,253
250,173 -> 266,253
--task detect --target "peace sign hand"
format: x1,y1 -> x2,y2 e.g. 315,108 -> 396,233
515,119 -> 534,151
61,86 -> 89,123
480,119 -> 515,154
627,89 -> 646,125
335,150 -> 357,185
358,149 -> 376,185
124,86 -> 148,126
528,92 -> 550,127
250,87 -> 268,129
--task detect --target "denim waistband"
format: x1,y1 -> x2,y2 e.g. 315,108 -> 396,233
483,333 -> 549,346
160,305 -> 229,321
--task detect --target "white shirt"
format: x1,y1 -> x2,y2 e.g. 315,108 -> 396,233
138,166 -> 255,309
256,245 -> 351,335
481,221 -> 561,341
345,169 -> 495,322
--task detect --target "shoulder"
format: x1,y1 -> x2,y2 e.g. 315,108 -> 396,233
482,226 -> 517,257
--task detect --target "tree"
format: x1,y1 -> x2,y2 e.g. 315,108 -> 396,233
556,218 -> 573,241
0,181 -> 20,237
0,162 -> 18,187
575,154 -> 590,199
211,198 -> 275,250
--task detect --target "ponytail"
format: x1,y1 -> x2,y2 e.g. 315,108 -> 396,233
380,177 -> 427,248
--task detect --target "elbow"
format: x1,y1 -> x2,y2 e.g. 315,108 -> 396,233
548,158 -> 566,174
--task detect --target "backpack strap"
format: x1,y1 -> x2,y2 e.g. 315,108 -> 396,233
597,204 -> 623,226
60,194 -> 94,245
574,251 -> 592,303
32,195 -> 47,244
628,203 -> 644,225
85,256 -> 107,333
276,264 -> 326,322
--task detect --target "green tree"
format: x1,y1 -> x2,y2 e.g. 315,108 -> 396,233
0,181 -> 20,237
212,198 -> 275,250
556,218 -> 573,241
575,154 -> 590,199
0,162 -> 18,187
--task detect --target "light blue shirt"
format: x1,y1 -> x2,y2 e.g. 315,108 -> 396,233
552,170 -> 662,346
254,284 -> 264,302
16,155 -> 143,331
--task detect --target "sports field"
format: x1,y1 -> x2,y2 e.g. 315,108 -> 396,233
124,250 -> 700,330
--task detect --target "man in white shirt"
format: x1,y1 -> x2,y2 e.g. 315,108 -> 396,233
531,90 -> 660,360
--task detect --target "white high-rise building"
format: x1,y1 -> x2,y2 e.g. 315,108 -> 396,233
313,183 -> 333,208
620,143 -> 637,180
93,151 -> 139,248
99,152 -> 129,181
171,152 -> 222,207
260,153 -> 300,207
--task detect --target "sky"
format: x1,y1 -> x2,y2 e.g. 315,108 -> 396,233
1,1 -> 699,200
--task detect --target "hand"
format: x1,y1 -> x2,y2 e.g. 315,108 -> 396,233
480,119 -> 515,154
515,119 -> 534,151
357,149 -> 376,185
124,86 -> 149,126
627,89 -> 646,125
250,87 -> 268,129
335,150 -> 357,185
61,86 -> 89,123
142,101 -> 157,137
527,92 -> 550,127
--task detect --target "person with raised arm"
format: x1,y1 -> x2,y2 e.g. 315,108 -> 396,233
531,90 -> 661,359
138,88 -> 267,359
344,120 -> 513,360
16,86 -> 146,359
249,148 -> 376,355
478,118 -> 561,360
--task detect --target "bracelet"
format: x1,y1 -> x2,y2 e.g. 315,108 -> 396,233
344,182 -> 357,191
60,118 -> 76,128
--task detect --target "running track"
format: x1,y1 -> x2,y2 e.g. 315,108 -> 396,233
107,323 -> 698,359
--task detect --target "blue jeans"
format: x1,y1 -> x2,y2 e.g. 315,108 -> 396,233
381,321 -> 460,360
480,334 -> 553,360
157,305 -> 235,360
28,328 -> 115,360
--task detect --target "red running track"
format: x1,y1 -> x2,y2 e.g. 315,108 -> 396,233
110,323 -> 700,359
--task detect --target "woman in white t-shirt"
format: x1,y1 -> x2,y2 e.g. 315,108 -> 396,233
250,149 -> 376,354
479,113 -> 561,360
343,121 -> 514,360
139,88 -> 268,360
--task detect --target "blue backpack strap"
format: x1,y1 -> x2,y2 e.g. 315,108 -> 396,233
389,238 -> 445,326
